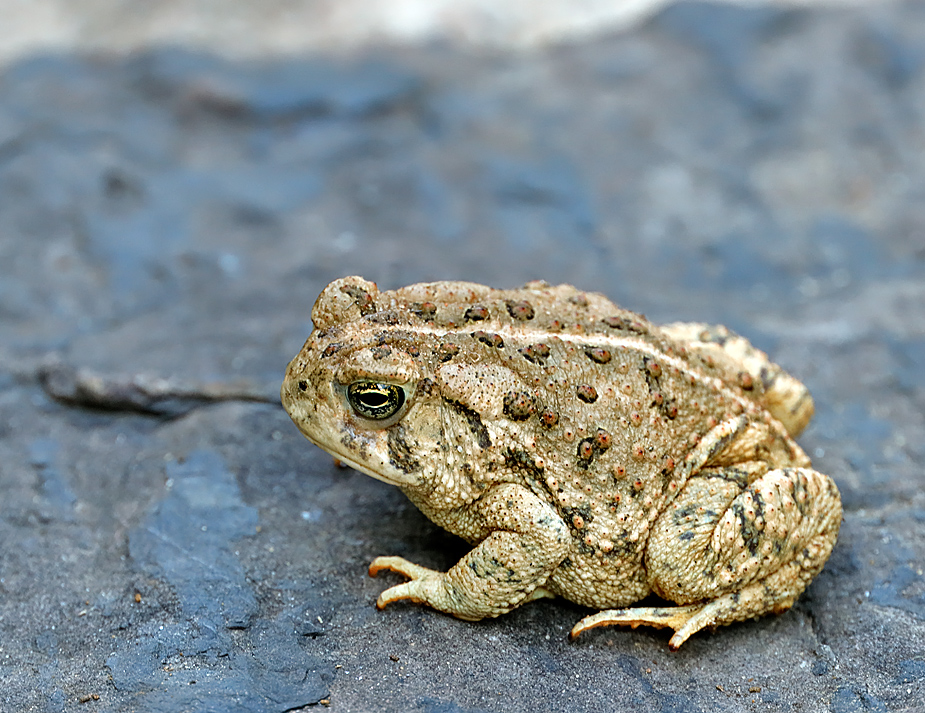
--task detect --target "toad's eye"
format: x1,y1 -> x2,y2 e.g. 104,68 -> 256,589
347,381 -> 406,420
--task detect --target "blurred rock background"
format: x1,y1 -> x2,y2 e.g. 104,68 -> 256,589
0,0 -> 873,63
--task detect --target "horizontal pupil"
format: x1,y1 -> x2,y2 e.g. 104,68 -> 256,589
348,381 -> 404,420
360,391 -> 389,407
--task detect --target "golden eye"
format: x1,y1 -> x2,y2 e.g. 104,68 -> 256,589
347,382 -> 406,420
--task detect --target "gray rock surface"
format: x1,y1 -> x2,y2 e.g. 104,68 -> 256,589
1,2 -> 924,711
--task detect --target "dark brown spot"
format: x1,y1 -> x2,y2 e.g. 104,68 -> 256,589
660,456 -> 676,474
472,331 -> 504,348
503,391 -> 536,421
585,347 -> 612,364
576,384 -> 598,403
410,302 -> 437,320
562,506 -> 594,537
367,310 -> 401,325
645,360 -> 662,378
418,378 -> 436,396
594,429 -> 612,450
437,343 -> 459,362
371,345 -> 392,360
339,285 -> 376,315
505,300 -> 535,321
321,343 -> 343,358
602,315 -> 647,333
577,439 -> 594,461
315,326 -> 340,341
652,390 -> 679,419
519,343 -> 551,364
465,305 -> 490,322
568,293 -> 589,307
297,380 -> 308,392
540,409 -> 559,428
738,371 -> 755,390
577,429 -> 612,467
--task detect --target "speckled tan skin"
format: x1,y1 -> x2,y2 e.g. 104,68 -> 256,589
281,277 -> 842,649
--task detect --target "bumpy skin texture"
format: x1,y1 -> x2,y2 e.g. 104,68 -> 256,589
281,277 -> 842,649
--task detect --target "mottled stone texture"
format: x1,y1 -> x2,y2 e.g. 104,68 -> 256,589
0,2 -> 923,711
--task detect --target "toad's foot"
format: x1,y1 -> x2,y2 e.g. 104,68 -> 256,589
369,552 -> 558,619
368,484 -> 569,621
570,604 -> 702,649
572,563 -> 814,650
369,556 -> 477,618
369,555 -> 436,584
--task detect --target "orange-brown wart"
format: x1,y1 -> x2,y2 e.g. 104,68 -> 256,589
281,276 -> 841,649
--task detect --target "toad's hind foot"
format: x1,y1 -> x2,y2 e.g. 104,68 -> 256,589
571,604 -> 703,649
571,589 -> 770,650
368,556 -> 465,615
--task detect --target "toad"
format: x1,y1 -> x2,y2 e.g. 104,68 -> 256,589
281,277 -> 841,648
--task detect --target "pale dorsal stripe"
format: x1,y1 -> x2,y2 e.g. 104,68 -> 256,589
372,320 -> 755,417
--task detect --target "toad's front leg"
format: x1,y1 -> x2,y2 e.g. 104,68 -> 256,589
369,484 -> 569,620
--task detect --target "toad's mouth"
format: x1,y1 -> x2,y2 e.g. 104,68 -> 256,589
295,421 -> 421,488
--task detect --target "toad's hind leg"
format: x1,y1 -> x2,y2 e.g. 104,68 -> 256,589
660,322 -> 815,437
571,465 -> 841,649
